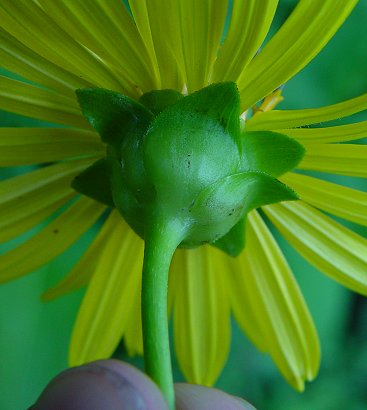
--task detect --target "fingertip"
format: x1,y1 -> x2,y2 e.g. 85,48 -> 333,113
32,360 -> 169,410
174,383 -> 257,410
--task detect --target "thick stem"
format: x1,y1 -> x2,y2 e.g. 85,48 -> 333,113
141,215 -> 185,410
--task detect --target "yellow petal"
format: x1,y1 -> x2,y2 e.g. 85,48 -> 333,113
37,0 -> 158,96
238,0 -> 358,110
213,0 -> 278,83
247,93 -> 367,131
69,219 -> 144,365
229,211 -> 319,390
167,0 -> 228,92
0,27 -> 91,97
226,257 -> 267,353
0,76 -> 89,128
0,159 -> 89,205
0,1 -> 126,91
281,173 -> 367,226
0,158 -> 93,242
299,144 -> 367,177
42,210 -> 119,301
128,0 -> 185,90
0,196 -> 105,283
170,246 -> 231,386
123,289 -> 144,357
277,121 -> 367,144
264,201 -> 367,295
0,127 -> 103,165
0,195 -> 76,244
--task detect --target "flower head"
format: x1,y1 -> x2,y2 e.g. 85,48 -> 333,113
0,0 -> 366,394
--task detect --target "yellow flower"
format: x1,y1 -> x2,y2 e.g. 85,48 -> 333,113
0,0 -> 366,393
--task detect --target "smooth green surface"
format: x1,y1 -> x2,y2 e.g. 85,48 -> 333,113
141,216 -> 185,410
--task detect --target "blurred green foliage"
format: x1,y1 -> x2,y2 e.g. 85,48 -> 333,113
0,2 -> 366,409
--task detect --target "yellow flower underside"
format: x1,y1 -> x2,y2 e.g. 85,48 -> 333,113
0,0 -> 366,390
170,246 -> 231,386
229,211 -> 320,391
69,212 -> 144,366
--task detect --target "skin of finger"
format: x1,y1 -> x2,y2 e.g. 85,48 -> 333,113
31,360 -> 169,410
175,383 -> 257,410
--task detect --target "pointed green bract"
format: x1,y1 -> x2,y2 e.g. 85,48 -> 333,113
108,156 -> 146,238
241,173 -> 299,210
76,87 -> 153,151
192,162 -> 299,254
171,82 -> 242,144
74,87 -> 155,220
241,131 -> 305,177
213,218 -> 246,257
188,171 -> 298,245
72,158 -> 114,207
139,89 -> 184,115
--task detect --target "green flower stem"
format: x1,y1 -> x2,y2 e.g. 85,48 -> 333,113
141,214 -> 186,410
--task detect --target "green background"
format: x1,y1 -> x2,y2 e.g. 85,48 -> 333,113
0,1 -> 366,409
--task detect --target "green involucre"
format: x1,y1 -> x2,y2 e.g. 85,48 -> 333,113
74,82 -> 304,255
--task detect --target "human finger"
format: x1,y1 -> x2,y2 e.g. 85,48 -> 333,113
175,383 -> 256,410
31,359 -> 169,410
